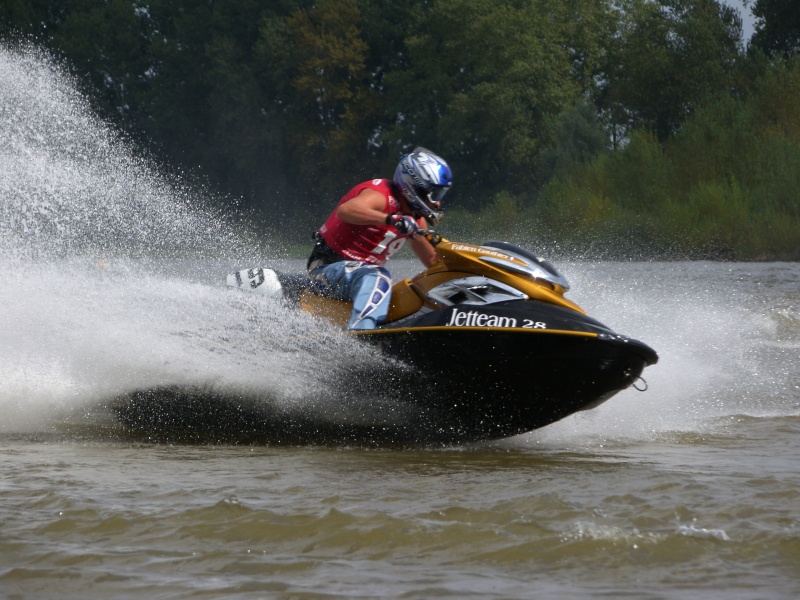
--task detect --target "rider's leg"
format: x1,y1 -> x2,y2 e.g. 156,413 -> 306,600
347,265 -> 392,330
307,262 -> 393,330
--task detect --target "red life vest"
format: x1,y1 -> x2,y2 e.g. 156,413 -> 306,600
319,179 -> 409,266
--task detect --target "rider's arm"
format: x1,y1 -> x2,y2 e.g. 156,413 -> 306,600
338,188 -> 438,266
409,228 -> 439,267
336,189 -> 389,225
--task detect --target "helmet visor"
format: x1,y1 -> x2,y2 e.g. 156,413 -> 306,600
430,186 -> 449,203
416,185 -> 449,209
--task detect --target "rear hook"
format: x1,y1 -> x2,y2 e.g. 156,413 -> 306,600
632,376 -> 648,392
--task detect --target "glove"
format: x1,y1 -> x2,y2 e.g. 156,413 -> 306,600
386,213 -> 419,236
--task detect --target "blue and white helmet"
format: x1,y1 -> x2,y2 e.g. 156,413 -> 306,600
393,147 -> 452,225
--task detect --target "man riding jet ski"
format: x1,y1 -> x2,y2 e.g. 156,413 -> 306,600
306,147 -> 452,330
226,149 -> 658,443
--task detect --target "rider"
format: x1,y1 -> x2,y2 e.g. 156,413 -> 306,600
307,147 -> 453,330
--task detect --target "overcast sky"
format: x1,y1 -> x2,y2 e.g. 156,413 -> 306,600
721,0 -> 756,41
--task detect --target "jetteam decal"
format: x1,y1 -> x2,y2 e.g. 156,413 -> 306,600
445,308 -> 547,329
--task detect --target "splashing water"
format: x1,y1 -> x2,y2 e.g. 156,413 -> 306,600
519,260 -> 800,447
0,45 -> 241,261
0,43 -> 391,438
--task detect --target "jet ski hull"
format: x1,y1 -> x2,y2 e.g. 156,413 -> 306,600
350,301 -> 657,441
212,239 -> 660,444
112,326 -> 653,446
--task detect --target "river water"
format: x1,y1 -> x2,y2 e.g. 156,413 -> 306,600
2,44 -> 799,599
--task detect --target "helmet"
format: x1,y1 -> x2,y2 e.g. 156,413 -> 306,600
393,147 -> 452,225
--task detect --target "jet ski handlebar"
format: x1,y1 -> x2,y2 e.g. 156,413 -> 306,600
417,229 -> 444,246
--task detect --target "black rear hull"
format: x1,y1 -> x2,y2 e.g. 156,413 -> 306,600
364,329 -> 653,440
113,300 -> 657,446
343,300 -> 658,442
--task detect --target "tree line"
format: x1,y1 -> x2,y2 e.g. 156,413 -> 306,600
2,0 -> 799,258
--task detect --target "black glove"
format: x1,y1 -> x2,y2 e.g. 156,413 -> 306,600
386,213 -> 419,236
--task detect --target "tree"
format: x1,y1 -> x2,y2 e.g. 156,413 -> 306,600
384,0 -> 610,206
50,0 -> 154,128
536,101 -> 610,184
281,0 -> 381,194
750,0 -> 800,56
0,0 -> 70,40
599,0 -> 743,144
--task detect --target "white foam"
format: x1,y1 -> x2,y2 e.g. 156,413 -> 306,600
0,45 -> 384,432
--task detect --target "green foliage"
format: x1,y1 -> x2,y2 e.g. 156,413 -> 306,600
751,0 -> 800,56
599,0 -> 742,143
608,131 -> 673,212
536,58 -> 800,260
384,0 -> 613,206
283,0 -> 380,192
446,192 -> 540,244
3,0 -> 798,259
0,0 -> 70,39
536,101 -> 610,184
51,0 -> 153,125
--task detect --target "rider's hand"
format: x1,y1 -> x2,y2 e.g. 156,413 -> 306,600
386,213 -> 419,236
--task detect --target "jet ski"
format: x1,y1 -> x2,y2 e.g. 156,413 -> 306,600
225,233 -> 658,444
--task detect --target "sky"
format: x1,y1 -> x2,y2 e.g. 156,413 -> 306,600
722,0 -> 757,41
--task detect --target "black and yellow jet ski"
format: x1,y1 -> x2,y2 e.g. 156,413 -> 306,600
226,234 -> 658,443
